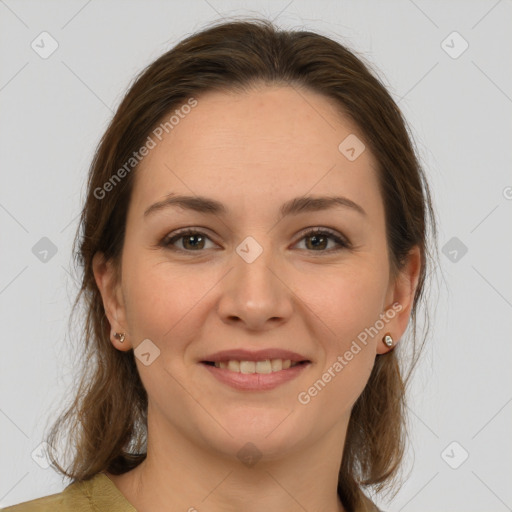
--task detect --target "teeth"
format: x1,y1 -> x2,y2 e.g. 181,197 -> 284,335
212,359 -> 299,373
227,360 -> 240,372
271,359 -> 282,371
240,361 -> 255,374
255,360 -> 272,374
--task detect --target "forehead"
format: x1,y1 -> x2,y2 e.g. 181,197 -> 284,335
130,86 -> 382,221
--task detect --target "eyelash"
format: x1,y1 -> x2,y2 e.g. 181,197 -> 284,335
161,227 -> 351,254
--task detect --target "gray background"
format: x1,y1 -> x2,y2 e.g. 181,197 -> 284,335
1,1 -> 511,510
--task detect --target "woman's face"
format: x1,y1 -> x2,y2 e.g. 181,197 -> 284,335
95,85 -> 418,461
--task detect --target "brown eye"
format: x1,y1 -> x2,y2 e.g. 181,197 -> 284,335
296,229 -> 349,252
181,233 -> 206,250
305,232 -> 329,250
162,230 -> 215,251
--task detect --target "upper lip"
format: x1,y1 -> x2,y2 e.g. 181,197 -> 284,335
200,348 -> 310,363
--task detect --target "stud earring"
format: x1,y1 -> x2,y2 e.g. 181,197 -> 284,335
383,333 -> 393,347
113,332 -> 126,343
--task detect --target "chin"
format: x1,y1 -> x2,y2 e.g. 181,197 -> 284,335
197,406 -> 309,462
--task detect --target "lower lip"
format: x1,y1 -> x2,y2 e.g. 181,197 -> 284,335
201,362 -> 310,391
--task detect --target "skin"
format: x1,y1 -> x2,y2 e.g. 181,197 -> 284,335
93,85 -> 421,512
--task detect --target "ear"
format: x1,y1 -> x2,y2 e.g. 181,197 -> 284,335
376,245 -> 422,355
92,251 -> 131,351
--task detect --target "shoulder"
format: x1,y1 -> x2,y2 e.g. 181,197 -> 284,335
1,484 -> 90,512
1,472 -> 135,512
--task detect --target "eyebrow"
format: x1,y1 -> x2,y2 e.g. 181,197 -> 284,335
143,193 -> 367,220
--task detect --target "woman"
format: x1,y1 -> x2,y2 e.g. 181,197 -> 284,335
4,17 -> 437,512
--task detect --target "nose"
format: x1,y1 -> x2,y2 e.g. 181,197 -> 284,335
216,242 -> 293,331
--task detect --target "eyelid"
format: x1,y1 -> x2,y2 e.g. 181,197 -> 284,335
295,226 -> 348,243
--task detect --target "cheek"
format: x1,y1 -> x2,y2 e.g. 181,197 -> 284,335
122,256 -> 208,342
298,267 -> 386,401
302,266 -> 388,347
298,271 -> 382,412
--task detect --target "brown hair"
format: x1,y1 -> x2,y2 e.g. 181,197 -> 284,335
45,17 -> 439,511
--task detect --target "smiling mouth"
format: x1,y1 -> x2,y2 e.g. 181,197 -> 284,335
201,359 -> 310,374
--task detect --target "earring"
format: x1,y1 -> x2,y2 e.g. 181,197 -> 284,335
383,333 -> 393,347
114,332 -> 126,343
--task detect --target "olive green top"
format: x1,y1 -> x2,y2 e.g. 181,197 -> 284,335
1,473 -> 136,512
1,472 -> 383,511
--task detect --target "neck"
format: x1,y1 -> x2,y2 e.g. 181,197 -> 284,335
109,405 -> 350,512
